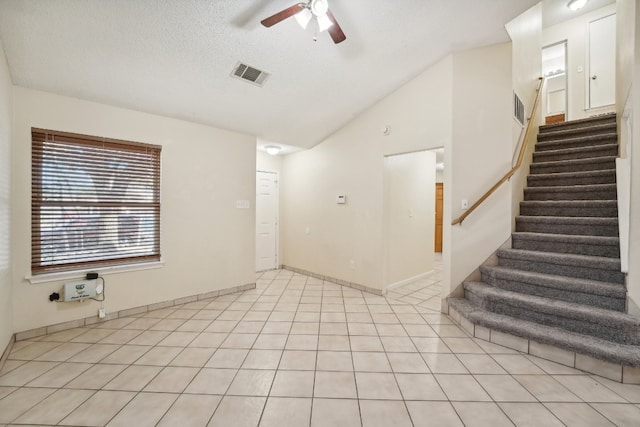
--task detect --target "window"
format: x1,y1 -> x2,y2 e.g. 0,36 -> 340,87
32,128 -> 161,274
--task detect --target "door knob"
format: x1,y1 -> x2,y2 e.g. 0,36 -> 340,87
591,75 -> 598,80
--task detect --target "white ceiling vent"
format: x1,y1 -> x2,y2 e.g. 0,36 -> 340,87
231,62 -> 270,87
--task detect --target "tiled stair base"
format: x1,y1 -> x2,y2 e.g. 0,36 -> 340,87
12,282 -> 256,342
446,303 -> 640,385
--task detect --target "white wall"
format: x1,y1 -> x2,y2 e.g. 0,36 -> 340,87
630,4 -> 640,313
0,40 -> 13,352
11,87 -> 256,332
543,3 -> 617,120
445,43 -> 514,297
281,56 -> 453,291
384,151 -> 436,286
615,0 -> 640,314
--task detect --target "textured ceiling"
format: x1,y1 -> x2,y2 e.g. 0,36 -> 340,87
0,0 -> 548,149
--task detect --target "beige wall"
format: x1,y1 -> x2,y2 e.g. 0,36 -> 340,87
384,151 -> 436,286
0,40 -> 13,351
506,4 -> 543,230
281,56 -> 453,291
11,87 -> 257,332
257,150 -> 284,175
445,43 -> 514,297
543,3 -> 617,121
617,0 -> 635,159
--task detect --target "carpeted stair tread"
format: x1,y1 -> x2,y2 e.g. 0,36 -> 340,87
539,113 -> 616,134
519,200 -> 618,217
524,183 -> 617,201
527,169 -> 616,187
532,144 -> 618,163
447,297 -> 640,368
480,265 -> 625,312
496,248 -> 624,284
536,133 -> 618,151
481,264 -> 625,299
529,156 -> 616,174
515,216 -> 618,237
537,125 -> 617,142
463,282 -> 639,345
511,231 -> 620,258
464,282 -> 636,330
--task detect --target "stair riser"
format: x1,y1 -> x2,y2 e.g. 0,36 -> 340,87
497,256 -> 625,284
524,188 -> 617,201
519,205 -> 618,217
536,136 -> 618,151
533,146 -> 618,163
466,291 -> 634,344
530,159 -> 616,174
515,221 -> 618,237
539,118 -> 616,134
479,274 -> 625,311
511,236 -> 620,258
527,174 -> 616,187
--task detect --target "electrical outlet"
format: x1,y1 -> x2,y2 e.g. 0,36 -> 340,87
461,199 -> 469,210
98,308 -> 106,319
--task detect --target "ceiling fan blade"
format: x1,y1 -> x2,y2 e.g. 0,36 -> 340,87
261,3 -> 305,27
326,9 -> 346,44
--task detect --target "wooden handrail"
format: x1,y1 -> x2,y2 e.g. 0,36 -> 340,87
452,77 -> 545,225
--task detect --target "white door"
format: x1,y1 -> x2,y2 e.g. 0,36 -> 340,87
588,14 -> 616,108
256,171 -> 278,271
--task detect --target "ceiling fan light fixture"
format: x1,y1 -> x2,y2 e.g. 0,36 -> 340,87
567,0 -> 588,11
265,145 -> 282,155
310,0 -> 329,16
294,8 -> 313,29
317,13 -> 334,32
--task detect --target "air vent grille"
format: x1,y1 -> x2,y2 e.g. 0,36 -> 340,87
231,62 -> 270,87
514,91 -> 525,126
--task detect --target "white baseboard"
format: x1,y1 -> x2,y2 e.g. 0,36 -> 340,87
383,270 -> 434,295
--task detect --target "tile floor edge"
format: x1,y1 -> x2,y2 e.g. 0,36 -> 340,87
0,333 -> 16,373
281,265 -> 383,296
13,282 -> 257,342
446,302 -> 640,385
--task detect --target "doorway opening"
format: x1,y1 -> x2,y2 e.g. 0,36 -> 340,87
256,170 -> 278,271
542,41 -> 567,124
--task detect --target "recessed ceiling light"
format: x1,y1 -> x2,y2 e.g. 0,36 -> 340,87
567,0 -> 588,11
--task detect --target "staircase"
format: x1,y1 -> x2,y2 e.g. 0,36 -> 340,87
448,113 -> 640,369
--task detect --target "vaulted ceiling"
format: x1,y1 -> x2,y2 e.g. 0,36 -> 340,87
0,1 -> 607,150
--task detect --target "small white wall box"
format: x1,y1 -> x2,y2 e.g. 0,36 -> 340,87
336,195 -> 347,204
63,279 -> 97,302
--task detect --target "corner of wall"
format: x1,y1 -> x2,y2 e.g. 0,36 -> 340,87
0,38 -> 14,356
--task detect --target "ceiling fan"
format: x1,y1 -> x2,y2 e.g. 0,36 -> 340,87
261,0 -> 346,44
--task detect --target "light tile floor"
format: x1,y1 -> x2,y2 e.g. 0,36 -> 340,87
1,263 -> 640,426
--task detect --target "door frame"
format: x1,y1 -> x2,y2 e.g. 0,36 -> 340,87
541,40 -> 568,121
256,170 -> 279,271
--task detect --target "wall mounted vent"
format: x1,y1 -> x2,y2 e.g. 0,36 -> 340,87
514,91 -> 525,126
231,62 -> 270,87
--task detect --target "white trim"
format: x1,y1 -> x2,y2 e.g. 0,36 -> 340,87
26,260 -> 165,284
383,270 -> 434,295
256,170 -> 279,271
